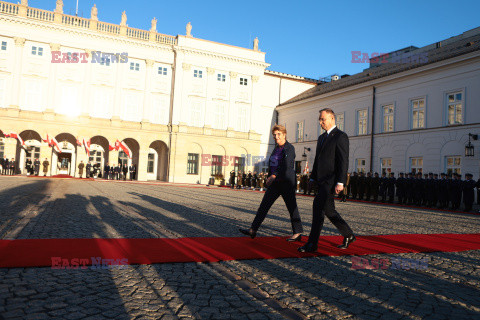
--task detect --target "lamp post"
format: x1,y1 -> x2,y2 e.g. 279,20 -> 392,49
302,147 -> 310,159
465,133 -> 478,157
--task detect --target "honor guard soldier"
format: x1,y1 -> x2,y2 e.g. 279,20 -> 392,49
364,172 -> 372,201
432,173 -> 440,207
477,177 -> 480,205
451,173 -> 463,210
25,158 -> 32,175
296,173 -> 301,193
413,172 -> 423,206
42,158 -> 49,176
387,172 -> 396,203
438,173 -> 449,208
371,172 -> 380,202
78,161 -> 85,178
379,172 -> 388,202
463,173 -> 476,212
358,171 -> 366,200
86,162 -> 92,178
396,172 -> 406,204
350,172 -> 358,200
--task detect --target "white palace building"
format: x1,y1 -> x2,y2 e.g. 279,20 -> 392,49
0,0 -> 316,182
279,27 -> 480,179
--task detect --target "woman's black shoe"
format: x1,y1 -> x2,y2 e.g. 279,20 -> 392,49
286,234 -> 302,242
239,228 -> 256,239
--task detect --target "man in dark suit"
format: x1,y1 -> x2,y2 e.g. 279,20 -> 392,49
299,108 -> 355,253
9,158 -> 15,175
34,158 -> 40,176
122,164 -> 128,180
104,163 -> 110,180
129,164 -> 136,180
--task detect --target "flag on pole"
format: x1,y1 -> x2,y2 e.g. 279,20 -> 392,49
6,132 -> 25,146
43,134 -> 51,146
50,136 -> 62,153
108,141 -> 117,151
76,137 -> 82,147
82,138 -> 91,154
303,160 -> 310,175
117,140 -> 132,159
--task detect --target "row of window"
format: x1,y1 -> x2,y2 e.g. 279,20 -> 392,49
194,69 -> 248,85
295,91 -> 464,141
355,156 -> 462,175
185,153 -> 246,176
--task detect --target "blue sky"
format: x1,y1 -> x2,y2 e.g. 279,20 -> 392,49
22,0 -> 480,79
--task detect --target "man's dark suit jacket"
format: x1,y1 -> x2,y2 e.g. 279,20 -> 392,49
310,127 -> 349,191
268,140 -> 296,187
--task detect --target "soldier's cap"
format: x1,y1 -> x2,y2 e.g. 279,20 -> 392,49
465,173 -> 473,177
399,172 -> 404,175
428,172 -> 433,175
441,173 -> 446,176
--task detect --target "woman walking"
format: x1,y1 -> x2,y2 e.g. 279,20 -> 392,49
239,125 -> 303,241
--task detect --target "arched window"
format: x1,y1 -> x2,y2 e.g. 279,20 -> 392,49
118,151 -> 128,166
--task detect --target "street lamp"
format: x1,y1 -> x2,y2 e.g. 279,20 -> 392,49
302,147 -> 310,159
465,133 -> 478,157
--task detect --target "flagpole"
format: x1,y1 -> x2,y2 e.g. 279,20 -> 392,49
75,0 -> 79,16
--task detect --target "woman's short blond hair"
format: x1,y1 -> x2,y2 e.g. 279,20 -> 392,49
271,124 -> 287,135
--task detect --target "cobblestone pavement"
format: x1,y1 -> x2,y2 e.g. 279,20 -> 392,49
0,176 -> 479,319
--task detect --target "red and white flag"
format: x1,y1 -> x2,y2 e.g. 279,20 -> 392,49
108,142 -> 117,151
43,134 -> 51,146
117,140 -> 131,159
7,132 -> 24,146
76,137 -> 83,147
82,138 -> 91,154
50,136 -> 62,153
303,160 -> 310,175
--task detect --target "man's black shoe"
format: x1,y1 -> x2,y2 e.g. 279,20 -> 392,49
239,228 -> 256,239
297,242 -> 318,253
337,235 -> 356,249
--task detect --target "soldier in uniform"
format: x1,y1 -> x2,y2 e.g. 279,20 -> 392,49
42,158 -> 49,176
34,158 -> 40,176
109,164 -> 114,180
396,172 -> 405,204
349,172 -> 358,200
424,173 -> 433,207
246,171 -> 251,189
78,161 -> 85,178
379,172 -> 387,202
258,172 -> 265,191
413,172 -> 423,206
432,173 -> 439,208
387,172 -> 396,203
451,173 -> 463,210
438,173 -> 449,208
477,177 -> 480,205
295,173 -> 301,193
130,164 -> 137,180
371,172 -> 380,202
463,173 -> 476,212
364,172 -> 372,201
122,163 -> 128,180
357,171 -> 366,200
339,172 -> 350,202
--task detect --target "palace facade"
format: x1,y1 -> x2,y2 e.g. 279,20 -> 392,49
0,0 -> 317,182
278,27 -> 480,178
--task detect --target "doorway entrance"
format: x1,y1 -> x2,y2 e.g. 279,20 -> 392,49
57,153 -> 72,175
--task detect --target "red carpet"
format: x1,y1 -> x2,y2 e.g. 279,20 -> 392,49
0,233 -> 479,268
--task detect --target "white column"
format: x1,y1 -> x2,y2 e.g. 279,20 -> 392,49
170,49 -> 186,125
46,43 -> 60,112
112,60 -> 125,120
142,59 -> 154,122
81,49 -> 94,116
227,71 -> 237,130
10,37 -> 26,109
250,75 -> 260,133
204,67 -> 215,127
